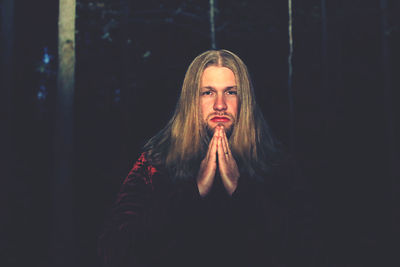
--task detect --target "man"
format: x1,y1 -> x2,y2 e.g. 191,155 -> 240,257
99,50 -> 313,267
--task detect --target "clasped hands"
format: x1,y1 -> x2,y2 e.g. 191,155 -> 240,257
197,125 -> 240,197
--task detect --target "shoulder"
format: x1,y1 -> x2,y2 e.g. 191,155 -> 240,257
124,152 -> 161,187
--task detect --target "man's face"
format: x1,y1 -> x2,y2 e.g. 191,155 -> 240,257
200,66 -> 238,136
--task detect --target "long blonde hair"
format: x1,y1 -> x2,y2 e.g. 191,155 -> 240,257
144,49 -> 280,181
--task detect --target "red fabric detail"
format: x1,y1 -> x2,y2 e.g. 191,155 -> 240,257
123,152 -> 159,187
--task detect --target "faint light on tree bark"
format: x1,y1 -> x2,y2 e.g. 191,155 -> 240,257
54,0 -> 76,266
209,0 -> 216,49
58,0 -> 76,103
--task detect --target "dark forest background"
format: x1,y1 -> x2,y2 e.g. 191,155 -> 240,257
1,0 -> 399,266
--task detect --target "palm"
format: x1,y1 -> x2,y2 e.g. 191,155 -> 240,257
197,126 -> 239,196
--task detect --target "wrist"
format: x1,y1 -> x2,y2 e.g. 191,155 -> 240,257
223,178 -> 238,196
197,180 -> 211,197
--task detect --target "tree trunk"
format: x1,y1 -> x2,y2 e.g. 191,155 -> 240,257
209,0 -> 217,49
54,0 -> 76,266
380,0 -> 394,161
380,0 -> 398,246
121,0 -> 132,161
320,0 -> 330,144
287,0 -> 295,151
1,0 -> 15,118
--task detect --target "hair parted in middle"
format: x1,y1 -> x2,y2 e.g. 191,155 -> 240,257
144,49 -> 280,181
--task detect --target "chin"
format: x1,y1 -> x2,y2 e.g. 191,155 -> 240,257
206,122 -> 233,138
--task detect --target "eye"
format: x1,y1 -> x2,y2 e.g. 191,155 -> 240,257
201,91 -> 213,96
226,90 -> 237,95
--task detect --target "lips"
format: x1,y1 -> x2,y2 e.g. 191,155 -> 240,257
210,116 -> 230,122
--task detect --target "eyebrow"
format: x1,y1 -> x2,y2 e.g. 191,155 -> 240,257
201,86 -> 237,91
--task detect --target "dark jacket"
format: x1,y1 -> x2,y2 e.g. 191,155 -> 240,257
98,153 -> 315,267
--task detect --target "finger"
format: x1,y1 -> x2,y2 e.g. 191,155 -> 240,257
216,125 -> 222,138
209,131 -> 219,163
217,134 -> 225,163
210,137 -> 218,164
221,127 -> 230,156
208,127 -> 220,151
206,133 -> 215,159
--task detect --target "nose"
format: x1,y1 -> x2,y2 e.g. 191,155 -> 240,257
213,94 -> 227,111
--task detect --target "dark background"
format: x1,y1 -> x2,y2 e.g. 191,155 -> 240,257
2,0 -> 399,266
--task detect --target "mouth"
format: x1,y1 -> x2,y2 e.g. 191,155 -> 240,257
210,116 -> 230,123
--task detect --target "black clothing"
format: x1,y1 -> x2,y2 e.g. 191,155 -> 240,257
98,153 -> 314,267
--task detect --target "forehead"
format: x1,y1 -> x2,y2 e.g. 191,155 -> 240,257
200,66 -> 236,86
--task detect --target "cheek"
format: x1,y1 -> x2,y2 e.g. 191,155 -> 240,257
228,99 -> 238,116
200,100 -> 210,118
